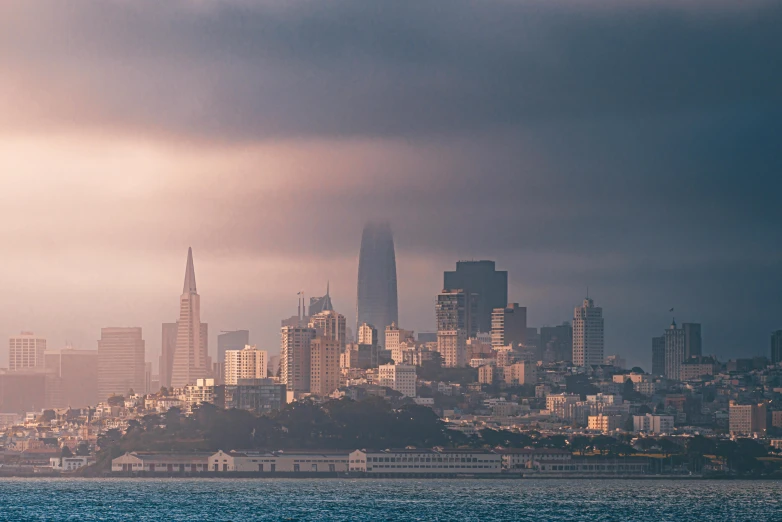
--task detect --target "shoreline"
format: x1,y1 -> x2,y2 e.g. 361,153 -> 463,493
1,471 -> 780,481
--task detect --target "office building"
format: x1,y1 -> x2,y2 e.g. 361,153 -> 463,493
378,363 -> 417,398
9,332 -> 47,371
171,248 -> 210,388
651,336 -> 665,376
443,260 -> 508,335
223,378 -> 287,414
356,222 -> 398,342
224,345 -> 268,385
310,337 -> 340,396
358,323 -> 378,346
386,323 -> 414,364
588,414 -> 623,433
44,347 -> 98,408
772,330 -> 782,365
436,289 -> 476,333
0,370 -> 47,413
159,322 -> 178,389
308,283 -> 334,316
217,330 -> 250,365
491,304 -> 527,348
540,323 -> 573,363
309,310 -> 347,349
663,320 -> 702,381
97,327 -> 146,401
729,401 -> 767,435
281,326 -> 316,393
572,297 -> 604,367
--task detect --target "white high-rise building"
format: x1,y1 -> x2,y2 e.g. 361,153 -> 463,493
97,327 -> 146,401
378,364 -> 417,398
385,323 -> 414,364
281,326 -> 316,393
572,297 -> 604,367
224,345 -> 268,385
9,332 -> 47,371
170,248 -> 210,388
437,330 -> 468,368
357,323 -> 378,346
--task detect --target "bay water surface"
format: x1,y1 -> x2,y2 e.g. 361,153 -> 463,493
0,478 -> 779,521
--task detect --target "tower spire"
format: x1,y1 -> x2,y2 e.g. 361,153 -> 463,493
183,247 -> 197,294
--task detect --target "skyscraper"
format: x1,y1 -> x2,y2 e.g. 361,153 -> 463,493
308,282 -> 334,316
663,320 -> 702,380
356,222 -> 398,343
281,325 -> 316,394
8,332 -> 47,371
772,330 -> 782,365
217,330 -> 250,365
44,347 -> 98,408
435,289 -> 477,333
443,261 -> 508,334
159,322 -> 178,389
170,248 -> 210,388
491,303 -> 527,348
652,336 -> 665,376
540,323 -> 573,363
97,327 -> 146,400
572,297 -> 604,367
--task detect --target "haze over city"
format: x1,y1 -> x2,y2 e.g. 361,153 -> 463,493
1,1 -> 780,371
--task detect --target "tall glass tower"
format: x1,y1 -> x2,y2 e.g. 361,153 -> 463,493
356,222 -> 398,345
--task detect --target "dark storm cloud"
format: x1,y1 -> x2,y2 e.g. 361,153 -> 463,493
0,0 -> 779,365
3,1 -> 781,140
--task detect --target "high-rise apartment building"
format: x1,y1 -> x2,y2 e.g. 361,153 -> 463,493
771,330 -> 782,365
309,310 -> 347,349
572,298 -> 604,367
281,326 -> 316,394
217,330 -> 250,365
651,336 -> 665,376
9,332 -> 47,371
356,222 -> 398,343
378,364 -> 417,398
490,304 -> 527,348
443,260 -> 508,335
358,323 -> 378,346
437,330 -> 468,368
386,323 -> 415,364
97,327 -> 146,401
224,345 -> 268,385
159,322 -> 178,389
44,347 -> 98,408
663,320 -> 702,381
540,323 -> 573,363
310,337 -> 340,396
170,248 -> 210,388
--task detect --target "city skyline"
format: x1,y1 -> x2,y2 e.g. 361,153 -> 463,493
0,2 -> 780,372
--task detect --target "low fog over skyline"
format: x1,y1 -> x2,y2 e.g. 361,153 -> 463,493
0,1 -> 780,370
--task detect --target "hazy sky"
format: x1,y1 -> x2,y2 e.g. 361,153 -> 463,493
1,1 -> 780,370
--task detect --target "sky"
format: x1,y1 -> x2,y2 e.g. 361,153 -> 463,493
0,1 -> 780,371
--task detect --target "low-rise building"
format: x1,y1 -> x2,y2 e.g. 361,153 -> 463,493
588,414 -> 623,433
729,401 -> 767,436
633,414 -> 674,434
349,448 -> 501,475
495,448 -> 571,471
112,452 -> 212,473
209,450 -> 350,473
50,456 -> 91,471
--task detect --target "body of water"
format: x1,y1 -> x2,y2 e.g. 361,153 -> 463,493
0,478 -> 779,521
